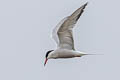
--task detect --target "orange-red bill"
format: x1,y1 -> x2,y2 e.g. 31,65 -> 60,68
44,58 -> 48,66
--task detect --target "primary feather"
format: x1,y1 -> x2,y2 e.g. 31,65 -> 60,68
52,2 -> 88,50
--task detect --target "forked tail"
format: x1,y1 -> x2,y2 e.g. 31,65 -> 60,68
81,53 -> 103,56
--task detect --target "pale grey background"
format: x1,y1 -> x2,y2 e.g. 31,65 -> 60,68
0,0 -> 120,80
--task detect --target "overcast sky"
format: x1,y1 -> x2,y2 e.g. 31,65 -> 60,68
0,0 -> 120,80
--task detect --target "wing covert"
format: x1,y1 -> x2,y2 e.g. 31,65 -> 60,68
52,2 -> 88,50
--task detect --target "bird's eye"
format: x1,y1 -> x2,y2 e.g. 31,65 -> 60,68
45,50 -> 54,58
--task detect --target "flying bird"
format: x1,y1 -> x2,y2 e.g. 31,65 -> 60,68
44,2 -> 93,66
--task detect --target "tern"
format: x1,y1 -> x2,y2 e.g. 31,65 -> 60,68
44,2 -> 94,66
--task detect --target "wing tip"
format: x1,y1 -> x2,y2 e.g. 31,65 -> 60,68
82,2 -> 88,9
85,2 -> 89,5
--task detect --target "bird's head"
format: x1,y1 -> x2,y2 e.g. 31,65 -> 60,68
44,50 -> 54,66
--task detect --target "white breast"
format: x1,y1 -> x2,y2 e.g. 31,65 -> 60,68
52,49 -> 78,58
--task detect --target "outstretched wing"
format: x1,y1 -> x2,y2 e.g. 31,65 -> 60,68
52,2 -> 88,50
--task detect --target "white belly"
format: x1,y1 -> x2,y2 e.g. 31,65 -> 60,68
53,49 -> 78,59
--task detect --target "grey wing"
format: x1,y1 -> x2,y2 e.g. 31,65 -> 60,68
52,17 -> 68,45
52,2 -> 88,50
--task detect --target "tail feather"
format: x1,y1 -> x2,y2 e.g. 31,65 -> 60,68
81,53 -> 103,56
